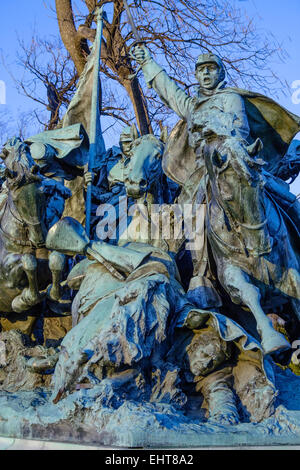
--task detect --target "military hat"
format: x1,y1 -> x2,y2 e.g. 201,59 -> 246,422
195,53 -> 226,81
119,126 -> 134,143
195,53 -> 224,71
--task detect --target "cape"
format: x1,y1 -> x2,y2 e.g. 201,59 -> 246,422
163,87 -> 300,186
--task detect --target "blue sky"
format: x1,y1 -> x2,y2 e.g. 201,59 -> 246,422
0,0 -> 299,193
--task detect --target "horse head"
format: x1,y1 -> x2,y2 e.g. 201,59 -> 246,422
0,137 -> 46,248
122,128 -> 167,201
275,140 -> 300,183
1,137 -> 39,183
205,136 -> 272,256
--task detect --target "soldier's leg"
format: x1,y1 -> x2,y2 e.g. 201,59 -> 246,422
232,347 -> 277,422
185,324 -> 239,425
196,366 -> 239,425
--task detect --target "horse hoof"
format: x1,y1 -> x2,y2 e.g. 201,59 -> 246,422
12,290 -> 44,313
46,284 -> 62,302
262,332 -> 291,355
46,286 -> 72,316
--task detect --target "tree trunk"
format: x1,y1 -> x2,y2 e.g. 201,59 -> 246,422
55,0 -> 152,134
123,77 -> 152,135
55,0 -> 87,75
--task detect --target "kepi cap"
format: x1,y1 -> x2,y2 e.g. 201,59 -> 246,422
195,53 -> 224,71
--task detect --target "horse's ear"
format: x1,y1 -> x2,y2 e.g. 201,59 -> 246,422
130,124 -> 139,141
246,138 -> 263,157
160,126 -> 168,144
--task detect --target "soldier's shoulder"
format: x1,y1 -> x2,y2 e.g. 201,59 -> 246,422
218,88 -> 247,108
220,87 -> 244,98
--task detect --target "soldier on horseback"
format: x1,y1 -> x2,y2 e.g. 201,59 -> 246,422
132,45 -> 300,355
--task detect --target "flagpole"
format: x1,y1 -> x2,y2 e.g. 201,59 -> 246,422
85,5 -> 106,238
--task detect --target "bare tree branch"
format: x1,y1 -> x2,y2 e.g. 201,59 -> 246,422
11,0 -> 288,136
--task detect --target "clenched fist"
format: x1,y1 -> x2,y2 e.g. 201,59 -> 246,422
84,171 -> 94,188
130,44 -> 152,65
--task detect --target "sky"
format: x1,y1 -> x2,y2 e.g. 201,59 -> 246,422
0,0 -> 299,194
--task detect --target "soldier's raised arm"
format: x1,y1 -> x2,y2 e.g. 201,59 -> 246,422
132,45 -> 194,121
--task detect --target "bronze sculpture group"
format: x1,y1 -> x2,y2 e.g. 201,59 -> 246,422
0,38 -> 299,432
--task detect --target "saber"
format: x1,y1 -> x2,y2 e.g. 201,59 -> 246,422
123,0 -> 144,45
123,0 -> 146,79
85,5 -> 106,238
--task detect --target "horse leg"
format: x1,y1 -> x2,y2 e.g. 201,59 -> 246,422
48,251 -> 66,301
11,254 -> 43,313
220,264 -> 290,355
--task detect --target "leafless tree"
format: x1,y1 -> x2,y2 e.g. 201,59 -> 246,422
0,108 -> 44,147
7,34 -> 136,135
11,0 -> 288,135
8,35 -> 78,130
55,0 -> 287,133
